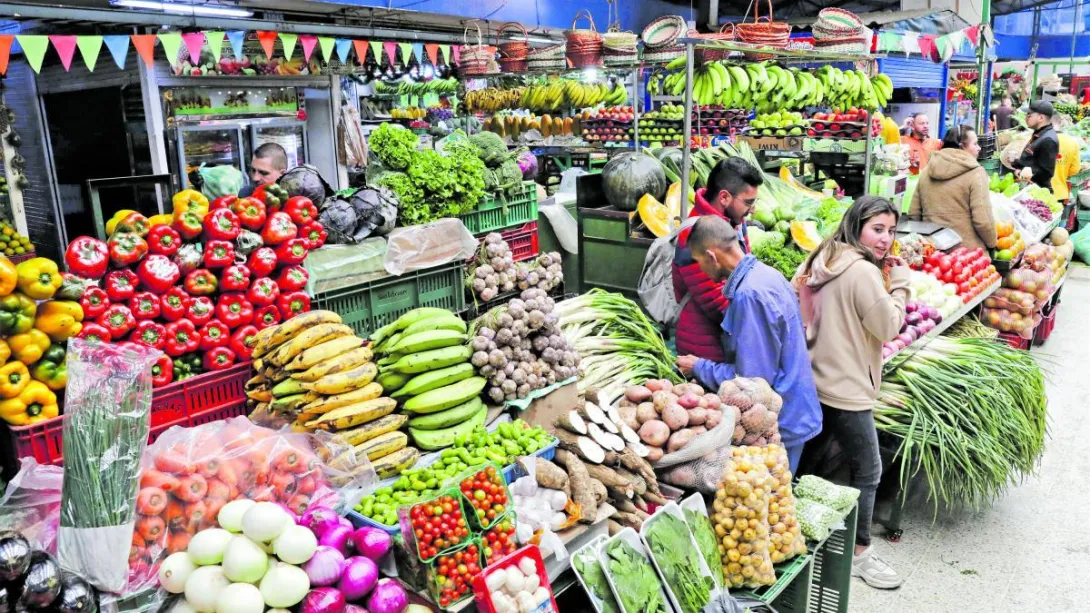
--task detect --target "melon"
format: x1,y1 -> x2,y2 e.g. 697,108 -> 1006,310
1050,227 -> 1070,246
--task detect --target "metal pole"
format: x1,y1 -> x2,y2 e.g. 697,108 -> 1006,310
632,68 -> 640,147
679,42 -> 695,224
975,0 -> 992,133
1071,2 -> 1080,74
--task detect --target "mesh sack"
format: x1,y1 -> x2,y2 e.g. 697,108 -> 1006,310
980,307 -> 1040,338
1002,267 -> 1054,303
793,474 -> 860,512
740,445 -> 806,562
983,287 -> 1038,315
1021,243 -> 1054,272
795,498 -> 840,542
712,446 -> 776,589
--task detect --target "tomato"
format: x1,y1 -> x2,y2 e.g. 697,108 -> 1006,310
958,282 -> 970,294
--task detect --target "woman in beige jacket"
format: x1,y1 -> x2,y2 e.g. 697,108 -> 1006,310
793,196 -> 909,590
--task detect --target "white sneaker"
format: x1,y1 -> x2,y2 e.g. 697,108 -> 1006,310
851,546 -> 903,589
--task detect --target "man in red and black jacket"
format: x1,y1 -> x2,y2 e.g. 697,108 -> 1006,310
671,157 -> 763,361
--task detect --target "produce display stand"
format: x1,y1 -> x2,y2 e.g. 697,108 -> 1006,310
882,278 -> 1002,367
809,504 -> 859,613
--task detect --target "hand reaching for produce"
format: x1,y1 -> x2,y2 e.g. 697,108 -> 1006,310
675,355 -> 698,377
1018,167 -> 1033,182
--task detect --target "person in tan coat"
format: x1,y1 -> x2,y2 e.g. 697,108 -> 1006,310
908,125 -> 998,250
792,196 -> 909,591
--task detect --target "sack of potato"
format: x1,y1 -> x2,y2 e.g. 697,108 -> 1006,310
712,446 -> 777,589
718,376 -> 782,446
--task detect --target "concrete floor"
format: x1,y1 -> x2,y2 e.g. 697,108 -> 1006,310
850,265 -> 1090,613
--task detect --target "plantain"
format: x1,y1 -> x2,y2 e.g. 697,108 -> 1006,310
306,397 -> 397,431
271,392 -> 310,413
292,346 -> 374,383
301,381 -> 384,414
303,361 -> 378,395
246,388 -> 273,403
271,378 -> 307,398
268,323 -> 354,367
286,335 -> 365,371
245,373 -> 267,391
251,310 -> 342,358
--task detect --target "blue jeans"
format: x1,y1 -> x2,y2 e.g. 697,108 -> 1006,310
785,443 -> 804,475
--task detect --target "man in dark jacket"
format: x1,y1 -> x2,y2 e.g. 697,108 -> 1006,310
671,158 -> 763,362
1013,101 -> 1060,190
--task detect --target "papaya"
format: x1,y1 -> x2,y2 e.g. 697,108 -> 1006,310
541,114 -> 553,138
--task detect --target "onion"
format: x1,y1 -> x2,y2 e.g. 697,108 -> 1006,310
243,502 -> 292,543
344,606 -> 369,613
274,524 -> 319,565
214,583 -> 264,613
188,529 -> 234,566
351,527 -> 392,562
905,312 -> 922,325
259,563 -> 311,608
217,500 -> 256,533
184,565 -> 230,613
169,599 -> 198,613
159,552 -> 196,593
905,301 -> 919,313
301,588 -> 346,613
222,535 -> 269,584
303,545 -> 345,587
300,508 -> 340,539
337,557 -> 378,601
896,333 -> 914,345
366,579 -> 408,613
318,523 -> 353,556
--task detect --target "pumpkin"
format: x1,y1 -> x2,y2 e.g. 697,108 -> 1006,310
790,220 -> 822,252
602,152 -> 668,212
638,194 -> 672,238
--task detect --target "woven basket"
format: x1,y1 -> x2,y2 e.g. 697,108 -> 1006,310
691,24 -> 737,62
528,58 -> 568,71
496,22 -> 530,66
642,15 -> 686,49
603,30 -> 638,50
813,28 -> 871,54
815,8 -> 863,33
460,24 -> 497,76
604,48 -> 639,66
528,42 -> 566,60
736,0 -> 791,54
642,44 -> 685,63
498,58 -> 528,73
566,10 -> 603,68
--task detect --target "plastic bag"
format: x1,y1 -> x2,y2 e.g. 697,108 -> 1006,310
1021,243 -> 1055,272
303,238 -> 388,295
538,197 -> 579,254
0,458 -> 63,552
58,340 -> 160,593
738,445 -> 806,562
558,167 -> 587,194
983,287 -> 1038,315
198,164 -> 244,200
509,462 -> 571,563
1071,224 -> 1090,264
793,475 -> 860,512
980,307 -> 1039,338
1003,266 -> 1053,303
383,218 -> 479,275
795,498 -> 841,542
712,447 -> 775,589
655,419 -> 738,494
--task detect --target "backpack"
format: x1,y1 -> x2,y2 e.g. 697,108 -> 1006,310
637,216 -> 699,326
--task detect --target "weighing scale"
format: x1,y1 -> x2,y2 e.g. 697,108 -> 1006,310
896,220 -> 963,251
875,173 -> 909,210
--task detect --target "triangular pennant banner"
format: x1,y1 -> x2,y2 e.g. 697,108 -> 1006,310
279,33 -> 297,61
353,40 -> 368,63
398,42 -> 412,65
77,35 -> 103,72
226,30 -> 246,60
130,34 -> 157,68
0,35 -> 13,75
411,42 -> 423,62
103,35 -> 129,70
49,35 -> 78,71
205,31 -> 225,63
17,35 -> 49,73
256,31 -> 277,59
300,35 -> 317,62
946,29 -> 966,54
181,32 -> 205,65
335,39 -> 352,64
965,25 -> 981,46
425,43 -> 439,65
901,31 -> 921,55
438,44 -> 450,64
384,41 -> 397,65
158,32 -> 183,67
369,41 -> 383,64
918,35 -> 936,61
318,37 -> 335,62
451,45 -> 461,65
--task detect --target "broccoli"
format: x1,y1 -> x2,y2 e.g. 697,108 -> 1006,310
469,132 -> 511,167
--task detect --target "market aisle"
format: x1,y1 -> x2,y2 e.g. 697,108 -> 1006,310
850,266 -> 1090,613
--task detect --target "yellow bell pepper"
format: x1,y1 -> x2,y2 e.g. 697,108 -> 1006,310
172,189 -> 209,219
0,361 -> 30,398
0,380 -> 58,425
34,300 -> 83,342
105,209 -> 138,236
148,213 -> 175,228
8,329 -> 51,365
0,339 -> 10,365
0,256 -> 16,297
15,258 -> 62,300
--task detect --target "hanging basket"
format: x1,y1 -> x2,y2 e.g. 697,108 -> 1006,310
641,44 -> 686,63
813,28 -> 872,55
461,23 -> 497,76
735,0 -> 791,57
813,8 -> 864,38
497,22 -> 530,67
691,23 -> 737,63
528,42 -> 567,61
642,15 -> 686,50
566,9 -> 603,68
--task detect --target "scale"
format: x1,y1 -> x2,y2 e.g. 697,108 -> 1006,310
896,220 -> 963,251
875,173 -> 909,210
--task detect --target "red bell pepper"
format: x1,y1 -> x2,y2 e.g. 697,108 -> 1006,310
160,287 -> 191,322
107,232 -> 148,268
151,355 -> 174,387
133,320 -> 167,351
231,197 -> 267,231
164,319 -> 199,357
210,195 -> 238,211
277,291 -> 311,318
79,286 -> 110,319
216,293 -> 254,329
298,221 -> 327,250
198,319 -> 231,351
130,291 -> 162,321
230,324 -> 258,360
220,264 -> 251,293
187,296 -> 215,327
247,277 -> 280,307
283,196 -> 318,225
203,346 -> 237,371
253,305 -> 281,330
173,210 -> 204,240
203,240 -> 235,269
248,248 -> 278,277
204,208 -> 242,241
65,236 -> 110,279
98,304 -> 136,339
104,269 -> 140,302
115,212 -> 150,237
252,183 -> 289,211
137,254 -> 181,294
185,269 -> 218,296
275,239 -> 308,266
276,265 -> 309,292
261,212 -> 297,246
147,225 -> 182,257
77,322 -> 112,343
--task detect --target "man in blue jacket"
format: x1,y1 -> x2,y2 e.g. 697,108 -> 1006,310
675,216 -> 821,471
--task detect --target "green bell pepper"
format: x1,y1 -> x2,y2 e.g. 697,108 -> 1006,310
0,293 -> 38,336
30,344 -> 67,391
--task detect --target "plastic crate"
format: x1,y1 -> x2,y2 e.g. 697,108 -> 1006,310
1033,302 -> 1058,346
311,261 -> 466,337
459,182 -> 539,235
997,331 -> 1032,350
467,221 -> 540,263
472,545 -> 558,613
809,504 -> 857,613
501,437 -> 558,484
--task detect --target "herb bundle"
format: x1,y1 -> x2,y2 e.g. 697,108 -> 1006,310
645,512 -> 714,613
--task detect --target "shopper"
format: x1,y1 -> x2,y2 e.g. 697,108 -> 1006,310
675,216 -> 821,472
992,96 -> 1014,131
907,125 -> 997,250
900,113 -> 941,175
671,157 -> 763,362
241,143 -> 289,196
792,195 -> 909,590
1052,132 -> 1081,202
1012,100 -> 1059,189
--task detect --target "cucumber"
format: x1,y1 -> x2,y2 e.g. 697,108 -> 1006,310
407,397 -> 485,430
410,407 -> 487,451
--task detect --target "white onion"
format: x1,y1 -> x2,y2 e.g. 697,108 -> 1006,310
214,582 -> 264,613
217,500 -> 256,533
259,563 -> 310,608
169,600 -> 198,613
222,535 -> 269,583
273,525 -> 318,565
159,552 -> 197,593
184,565 -> 230,613
242,502 -> 292,543
188,529 -> 234,566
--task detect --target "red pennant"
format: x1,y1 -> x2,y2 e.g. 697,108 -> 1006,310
383,41 -> 397,65
49,35 -> 78,71
425,43 -> 439,66
300,35 -> 318,62
0,35 -> 12,75
965,25 -> 981,45
353,40 -> 368,63
918,35 -> 935,59
130,34 -> 157,68
256,31 -> 277,59
181,32 -> 205,65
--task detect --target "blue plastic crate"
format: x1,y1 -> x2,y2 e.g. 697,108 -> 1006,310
501,438 -> 558,484
346,509 -> 401,535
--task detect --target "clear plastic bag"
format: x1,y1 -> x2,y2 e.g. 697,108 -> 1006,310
980,307 -> 1040,338
1002,267 -> 1054,303
0,458 -> 63,552
983,287 -> 1038,315
713,446 -> 776,589
538,198 -> 579,254
383,218 -> 479,275
793,475 -> 860,512
795,498 -> 841,542
740,445 -> 806,563
1021,243 -> 1055,272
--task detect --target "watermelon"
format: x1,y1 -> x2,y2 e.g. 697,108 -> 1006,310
602,152 -> 668,212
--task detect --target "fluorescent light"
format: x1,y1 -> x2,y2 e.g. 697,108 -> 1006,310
112,0 -> 254,18
583,68 -> 599,82
526,36 -> 559,44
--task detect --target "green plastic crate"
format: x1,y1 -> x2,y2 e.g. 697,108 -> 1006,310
735,553 -> 813,612
311,261 -> 466,337
578,205 -> 652,299
809,503 -> 858,613
459,181 -> 539,234
537,200 -> 580,294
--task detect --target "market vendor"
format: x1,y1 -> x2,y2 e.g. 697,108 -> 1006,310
900,113 -> 941,175
241,142 -> 289,197
675,216 -> 821,472
907,125 -> 997,250
671,158 -> 763,362
1012,101 -> 1059,190
992,96 -> 1014,131
1052,132 -> 1081,201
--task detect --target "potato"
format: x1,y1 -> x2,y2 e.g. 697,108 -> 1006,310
651,390 -> 671,412
688,425 -> 708,436
635,402 -> 658,425
625,385 -> 652,403
644,379 -> 670,392
619,397 -> 636,408
705,409 -> 723,429
666,429 -> 696,453
661,404 -> 689,431
677,392 -> 701,409
703,393 -> 722,410
618,405 -> 640,430
646,445 -> 664,462
638,420 -> 670,447
688,407 -> 708,426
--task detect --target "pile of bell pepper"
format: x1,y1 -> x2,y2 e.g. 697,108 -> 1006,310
63,187 -> 325,390
0,255 -> 84,426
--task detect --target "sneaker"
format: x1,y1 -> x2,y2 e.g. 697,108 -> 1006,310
851,546 -> 903,589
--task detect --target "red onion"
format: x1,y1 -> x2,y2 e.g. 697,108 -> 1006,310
905,301 -> 919,313
351,527 -> 392,561
319,523 -> 353,556
344,606 -> 369,613
303,545 -> 346,587
337,557 -> 379,601
301,588 -> 346,613
366,579 -> 408,613
301,507 -> 341,539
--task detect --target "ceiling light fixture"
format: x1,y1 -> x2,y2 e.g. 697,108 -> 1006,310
111,0 -> 254,19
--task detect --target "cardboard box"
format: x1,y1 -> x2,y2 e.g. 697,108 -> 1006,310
737,135 -> 804,151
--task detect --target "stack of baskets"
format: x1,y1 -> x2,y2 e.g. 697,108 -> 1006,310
461,24 -> 498,76
735,0 -> 791,59
690,24 -> 736,63
641,14 -> 687,63
566,10 -> 603,68
812,8 -> 871,55
497,22 -> 530,73
603,30 -> 639,66
527,42 -> 567,71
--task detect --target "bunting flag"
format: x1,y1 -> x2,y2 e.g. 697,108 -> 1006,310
425,42 -> 439,65
318,36 -> 335,62
451,44 -> 461,65
76,35 -> 103,72
965,25 -> 981,46
300,35 -> 317,62
256,31 -> 277,59
158,32 -> 183,67
947,29 -> 967,54
398,42 -> 412,65
103,34 -> 129,70
438,44 -> 450,64
48,35 -> 77,71
384,41 -> 397,65
411,42 -> 423,63
353,39 -> 368,63
226,30 -> 246,60
369,41 -> 382,64
918,35 -> 936,61
901,31 -> 921,56
130,34 -> 157,68
205,31 -> 225,62
279,32 -> 297,61
0,35 -> 13,75
182,32 -> 205,65
335,39 -> 352,63
17,35 -> 48,73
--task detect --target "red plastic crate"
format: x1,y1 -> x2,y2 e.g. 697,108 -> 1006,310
1033,303 -> 1058,346
997,331 -> 1031,350
472,545 -> 558,613
469,222 -> 540,264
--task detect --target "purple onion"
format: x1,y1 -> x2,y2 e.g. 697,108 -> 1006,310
337,557 -> 379,601
905,301 -> 919,313
319,523 -> 354,556
352,527 -> 393,561
303,545 -> 346,587
344,606 -> 369,613
905,312 -> 922,326
301,588 -> 346,613
301,507 -> 341,539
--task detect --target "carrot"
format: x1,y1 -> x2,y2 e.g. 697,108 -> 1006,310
130,533 -> 145,562
136,487 -> 169,516
273,447 -> 307,474
136,515 -> 166,542
196,458 -> 222,479
164,500 -> 186,532
271,471 -> 298,499
286,494 -> 310,516
183,500 -> 208,532
204,498 -> 227,528
176,474 -> 208,503
296,475 -> 317,496
167,530 -> 191,555
140,469 -> 181,492
249,488 -> 274,502
154,451 -> 193,474
247,449 -> 268,472
206,478 -> 231,500
224,433 -> 256,454
217,460 -> 241,487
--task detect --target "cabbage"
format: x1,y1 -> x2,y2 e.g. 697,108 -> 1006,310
278,165 -> 332,203
517,151 -> 539,179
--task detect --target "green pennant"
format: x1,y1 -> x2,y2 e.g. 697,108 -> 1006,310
370,40 -> 383,64
318,36 -> 335,63
205,31 -> 225,63
76,35 -> 103,72
158,32 -> 183,67
16,35 -> 48,73
279,32 -> 298,61
398,42 -> 412,65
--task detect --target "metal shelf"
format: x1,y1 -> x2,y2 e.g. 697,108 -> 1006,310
883,278 -> 1002,370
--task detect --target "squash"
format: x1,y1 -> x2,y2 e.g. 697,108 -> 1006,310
601,152 -> 668,212
779,166 -> 826,199
563,117 -> 573,136
638,194 -> 672,238
664,181 -> 683,220
790,220 -> 822,252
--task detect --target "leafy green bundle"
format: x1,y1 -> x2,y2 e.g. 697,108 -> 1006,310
683,507 -> 725,589
573,549 -> 620,613
604,539 -> 668,613
645,513 -> 714,613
